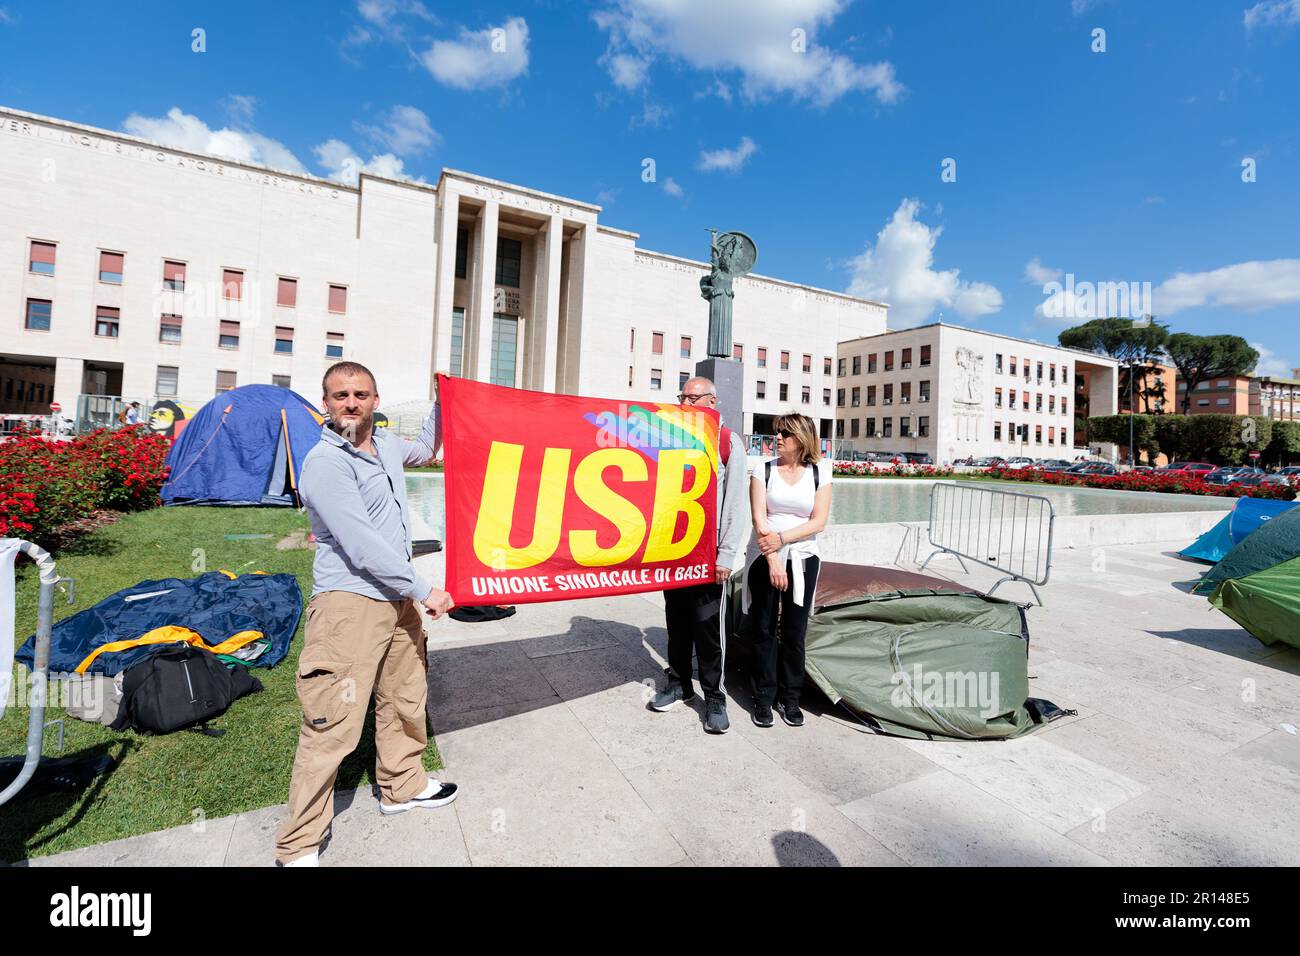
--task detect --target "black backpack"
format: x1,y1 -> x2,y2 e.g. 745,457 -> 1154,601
110,644 -> 262,736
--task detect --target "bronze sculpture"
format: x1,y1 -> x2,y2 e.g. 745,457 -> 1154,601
700,229 -> 757,358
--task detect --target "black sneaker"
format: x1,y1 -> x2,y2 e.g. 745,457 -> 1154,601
649,677 -> 695,712
777,702 -> 805,727
704,698 -> 730,734
752,702 -> 774,728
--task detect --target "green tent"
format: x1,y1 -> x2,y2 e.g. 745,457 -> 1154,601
1211,557 -> 1300,650
798,564 -> 1051,741
1196,507 -> 1300,595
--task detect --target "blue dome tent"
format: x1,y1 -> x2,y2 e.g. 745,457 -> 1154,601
160,385 -> 325,506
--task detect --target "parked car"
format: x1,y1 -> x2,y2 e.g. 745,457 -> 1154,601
1037,459 -> 1073,472
1262,466 -> 1300,487
901,452 -> 934,465
971,456 -> 1003,468
1158,461 -> 1216,474
1002,456 -> 1035,470
1205,466 -> 1266,486
1075,462 -> 1119,476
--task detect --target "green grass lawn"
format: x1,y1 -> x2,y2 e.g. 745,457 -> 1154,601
1,506 -> 440,862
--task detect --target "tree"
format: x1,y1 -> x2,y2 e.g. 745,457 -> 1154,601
1088,414 -> 1160,463
1058,317 -> 1171,413
1264,420 -> 1300,466
1165,334 -> 1259,413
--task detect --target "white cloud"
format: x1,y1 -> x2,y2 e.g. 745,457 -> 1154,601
122,107 -> 307,174
0,8 -> 16,25
1153,259 -> 1300,313
603,52 -> 651,90
222,94 -> 257,126
632,101 -> 671,127
1244,0 -> 1300,30
420,16 -> 529,89
662,177 -> 684,198
846,199 -> 1002,326
354,104 -> 439,155
312,138 -> 420,184
1024,257 -> 1063,285
596,188 -> 620,205
697,136 -> 757,173
1250,341 -> 1294,378
357,0 -> 434,28
593,0 -> 902,107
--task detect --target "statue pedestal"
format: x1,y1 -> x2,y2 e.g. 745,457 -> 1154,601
696,357 -> 744,439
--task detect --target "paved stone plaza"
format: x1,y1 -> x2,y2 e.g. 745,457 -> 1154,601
30,539 -> 1300,867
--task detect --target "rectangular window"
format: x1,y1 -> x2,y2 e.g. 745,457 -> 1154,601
25,298 -> 52,331
837,388 -> 845,407
272,374 -> 291,389
734,343 -> 744,361
650,368 -> 662,390
159,313 -> 182,343
327,332 -> 345,359
216,370 -> 237,394
1215,398 -> 1229,406
99,251 -> 124,283
156,365 -> 178,398
680,335 -> 692,359
1062,365 -> 1068,383
852,386 -> 861,407
866,385 -> 876,406
496,237 -> 523,288
1010,356 -> 1018,376
756,380 -> 766,399
278,277 -> 298,308
995,353 -> 1003,373
630,328 -> 636,351
850,418 -> 860,438
95,306 -> 120,337
275,326 -> 294,354
1035,425 -> 1043,444
163,260 -> 186,291
1049,395 -> 1056,412
1049,363 -> 1056,383
901,382 -> 912,404
222,269 -> 243,300
780,351 -> 790,371
652,332 -> 664,355
490,313 -> 518,386
865,417 -> 876,437
854,355 -> 864,375
455,226 -> 469,279
1062,397 -> 1068,415
1022,392 -> 1030,410
1037,362 -> 1044,381
757,347 -> 767,368
628,366 -> 634,388
837,357 -> 846,377
882,418 -> 893,438
994,422 -> 1002,441
900,417 -> 911,438
779,383 -> 789,401
450,308 -> 465,376
836,419 -> 844,438
824,356 -> 832,376
802,354 -> 812,374
920,344 -> 931,367
328,284 -> 348,314
30,241 -> 56,275
919,380 -> 931,402
1048,426 -> 1056,444
823,388 -> 831,405
884,351 -> 894,372
801,386 -> 810,404
901,348 -> 912,369
1008,389 -> 1016,406
1036,394 -> 1043,411
1062,429 -> 1068,446
219,320 -> 240,349
883,384 -> 893,405
679,371 -> 690,391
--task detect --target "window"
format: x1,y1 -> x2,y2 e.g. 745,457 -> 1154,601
779,383 -> 789,401
1049,395 -> 1056,412
159,314 -> 182,343
1215,398 -> 1229,406
278,277 -> 298,308
850,418 -> 860,438
900,417 -> 911,438
216,370 -> 237,394
272,375 -> 291,389
756,380 -> 766,399
995,353 -> 1003,373
679,371 -> 690,391
901,348 -> 912,369
866,385 -> 876,406
855,355 -> 864,375
99,251 -> 124,283
1062,397 -> 1068,415
449,308 -> 465,376
25,298 -> 51,331
882,418 -> 893,438
1009,388 -> 1016,406
156,365 -> 178,398
455,226 -> 469,279
801,386 -> 810,404
1024,363 -> 1030,381
651,368 -> 662,390
1022,391 -> 1030,411
1048,426 -> 1056,444
95,306 -> 120,337
734,343 -> 743,361
1036,394 -> 1043,412
901,382 -> 911,404
222,269 -> 243,300
1217,379 -> 1230,388
837,388 -> 845,407
836,419 -> 844,438
652,332 -> 664,355
1062,365 -> 1068,383
1035,425 -> 1043,444
883,384 -> 893,405
496,237 -> 523,287
1037,362 -> 1044,382
680,335 -> 692,359
490,313 -> 518,386
757,347 -> 767,368
630,329 -> 636,351
823,388 -> 831,405
275,326 -> 294,354
328,284 -> 348,314
919,380 -> 930,402
802,354 -> 812,374
824,357 -> 832,376
994,422 -> 1002,441
780,351 -> 790,371
884,351 -> 894,372
1010,356 -> 1018,376
1062,429 -> 1068,446
29,241 -> 56,275
163,260 -> 185,291
852,386 -> 861,407
219,320 -> 240,349
838,357 -> 846,377
1049,363 -> 1056,383
920,344 -> 931,367
865,417 -> 876,437
628,366 -> 634,388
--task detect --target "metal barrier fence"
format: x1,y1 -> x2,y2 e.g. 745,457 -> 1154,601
919,481 -> 1055,605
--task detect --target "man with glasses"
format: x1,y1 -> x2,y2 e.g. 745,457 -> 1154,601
648,377 -> 748,733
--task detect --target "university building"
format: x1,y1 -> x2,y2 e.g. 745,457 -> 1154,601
0,106 -> 887,437
836,323 -> 1120,463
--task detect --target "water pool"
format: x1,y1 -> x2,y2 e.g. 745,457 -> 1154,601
404,473 -> 1231,538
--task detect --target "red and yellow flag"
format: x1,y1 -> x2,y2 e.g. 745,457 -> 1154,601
439,375 -> 720,605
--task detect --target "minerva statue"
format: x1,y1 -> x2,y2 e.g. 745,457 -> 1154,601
700,229 -> 758,358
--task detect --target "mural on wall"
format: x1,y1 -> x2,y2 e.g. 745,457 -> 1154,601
149,400 -> 200,440
953,347 -> 984,405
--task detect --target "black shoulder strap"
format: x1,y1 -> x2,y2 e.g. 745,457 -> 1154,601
813,462 -> 820,491
766,459 -> 820,490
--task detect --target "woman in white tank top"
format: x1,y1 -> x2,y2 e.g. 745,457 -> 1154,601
745,413 -> 833,728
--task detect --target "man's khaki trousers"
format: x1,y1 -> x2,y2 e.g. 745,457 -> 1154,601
275,590 -> 429,863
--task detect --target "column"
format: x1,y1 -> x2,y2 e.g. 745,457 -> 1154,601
473,199 -> 499,383
53,356 -> 84,421
432,186 -> 460,386
537,214 -> 563,393
560,223 -> 597,394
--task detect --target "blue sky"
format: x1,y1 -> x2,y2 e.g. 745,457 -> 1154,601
2,0 -> 1298,373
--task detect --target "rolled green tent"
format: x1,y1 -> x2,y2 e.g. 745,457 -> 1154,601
1210,556 -> 1300,650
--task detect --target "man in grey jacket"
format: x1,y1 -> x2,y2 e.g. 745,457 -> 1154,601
649,376 -> 749,733
275,361 -> 456,867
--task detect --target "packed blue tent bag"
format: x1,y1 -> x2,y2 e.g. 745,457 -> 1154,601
1180,512 -> 1234,564
15,571 -> 303,677
1228,498 -> 1298,544
160,384 -> 325,506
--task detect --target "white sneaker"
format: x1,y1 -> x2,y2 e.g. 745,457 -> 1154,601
378,777 -> 459,815
277,849 -> 319,867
